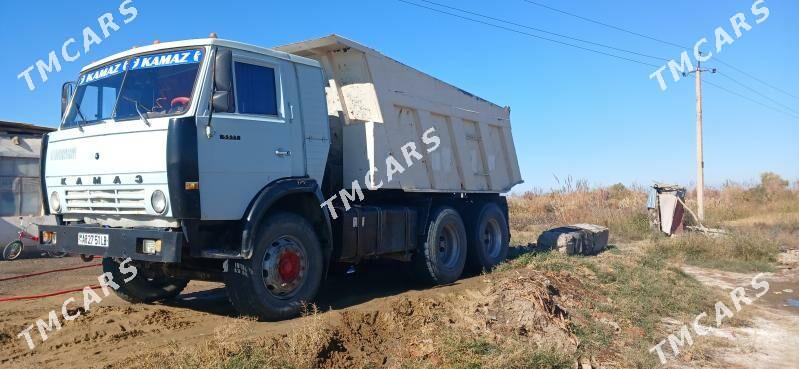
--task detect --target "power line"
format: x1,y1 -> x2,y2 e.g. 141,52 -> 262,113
395,0 -> 662,68
416,0 -> 668,62
521,0 -> 686,49
712,59 -> 799,101
520,0 -> 799,102
716,71 -> 799,116
703,79 -> 799,120
399,0 -> 799,121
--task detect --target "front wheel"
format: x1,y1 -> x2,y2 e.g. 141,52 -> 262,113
102,258 -> 189,303
2,241 -> 23,261
224,212 -> 323,321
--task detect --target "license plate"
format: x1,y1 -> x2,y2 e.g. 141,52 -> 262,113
78,233 -> 109,247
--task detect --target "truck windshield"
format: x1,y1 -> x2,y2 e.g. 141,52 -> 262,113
63,49 -> 204,129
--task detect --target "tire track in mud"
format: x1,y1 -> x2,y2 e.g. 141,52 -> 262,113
1,304 -> 202,368
0,258 -> 481,369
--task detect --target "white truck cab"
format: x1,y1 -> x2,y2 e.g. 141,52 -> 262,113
49,38 -> 327,225
40,35 -> 519,320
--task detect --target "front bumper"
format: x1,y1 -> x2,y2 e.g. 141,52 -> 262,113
39,224 -> 183,263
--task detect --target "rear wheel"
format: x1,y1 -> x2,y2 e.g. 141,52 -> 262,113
2,241 -> 23,261
466,202 -> 509,272
224,212 -> 323,321
413,206 -> 467,284
102,258 -> 189,303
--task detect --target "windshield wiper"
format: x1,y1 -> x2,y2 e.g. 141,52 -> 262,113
72,101 -> 88,130
121,96 -> 151,126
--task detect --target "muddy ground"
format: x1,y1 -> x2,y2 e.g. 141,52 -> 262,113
1,246 -> 797,369
0,254 -> 490,369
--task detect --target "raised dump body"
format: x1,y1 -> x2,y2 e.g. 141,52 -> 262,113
276,35 -> 522,193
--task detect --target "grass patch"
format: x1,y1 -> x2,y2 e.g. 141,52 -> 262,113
497,250 -> 577,273
442,335 -> 573,369
507,249 -> 721,367
654,232 -> 779,272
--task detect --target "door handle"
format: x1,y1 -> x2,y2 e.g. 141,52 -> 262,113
274,149 -> 291,157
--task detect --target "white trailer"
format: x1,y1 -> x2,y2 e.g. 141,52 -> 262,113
39,35 -> 522,320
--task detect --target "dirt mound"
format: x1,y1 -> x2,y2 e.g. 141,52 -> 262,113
127,267 -> 588,369
457,271 -> 581,349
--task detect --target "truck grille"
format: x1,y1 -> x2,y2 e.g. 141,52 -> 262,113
65,189 -> 147,214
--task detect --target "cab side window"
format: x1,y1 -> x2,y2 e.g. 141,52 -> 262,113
234,62 -> 278,116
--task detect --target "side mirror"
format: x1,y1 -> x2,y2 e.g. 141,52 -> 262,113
212,91 -> 231,112
212,48 -> 234,112
61,82 -> 75,118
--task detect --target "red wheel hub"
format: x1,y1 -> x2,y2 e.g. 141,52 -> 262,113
277,251 -> 301,282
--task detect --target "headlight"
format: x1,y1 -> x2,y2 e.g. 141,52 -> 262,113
50,191 -> 61,213
151,190 -> 168,214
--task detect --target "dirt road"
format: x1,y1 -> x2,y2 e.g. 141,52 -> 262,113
682,250 -> 799,369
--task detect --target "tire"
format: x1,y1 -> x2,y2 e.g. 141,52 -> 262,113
2,241 -> 23,261
224,212 -> 323,321
413,206 -> 468,285
465,202 -> 509,273
102,258 -> 189,303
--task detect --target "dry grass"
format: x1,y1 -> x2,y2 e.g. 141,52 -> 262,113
510,172 -> 798,271
696,172 -> 799,225
653,231 -> 780,272
509,180 -> 651,244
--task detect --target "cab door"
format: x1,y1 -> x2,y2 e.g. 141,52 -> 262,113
197,49 -> 304,220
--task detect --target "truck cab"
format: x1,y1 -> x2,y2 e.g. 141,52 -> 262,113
41,36 -> 517,320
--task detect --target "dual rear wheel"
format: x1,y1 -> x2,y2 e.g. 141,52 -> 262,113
413,202 -> 509,284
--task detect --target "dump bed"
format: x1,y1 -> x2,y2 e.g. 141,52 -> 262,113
276,35 -> 522,193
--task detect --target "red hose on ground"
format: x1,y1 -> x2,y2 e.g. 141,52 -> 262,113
0,263 -> 102,282
0,285 -> 102,302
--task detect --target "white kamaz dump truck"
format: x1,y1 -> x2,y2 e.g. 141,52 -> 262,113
39,35 -> 522,320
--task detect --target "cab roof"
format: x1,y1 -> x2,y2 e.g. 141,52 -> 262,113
80,38 -> 321,73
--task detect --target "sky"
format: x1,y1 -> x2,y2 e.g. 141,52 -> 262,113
0,0 -> 796,193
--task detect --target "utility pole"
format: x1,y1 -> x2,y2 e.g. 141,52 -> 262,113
686,53 -> 716,221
